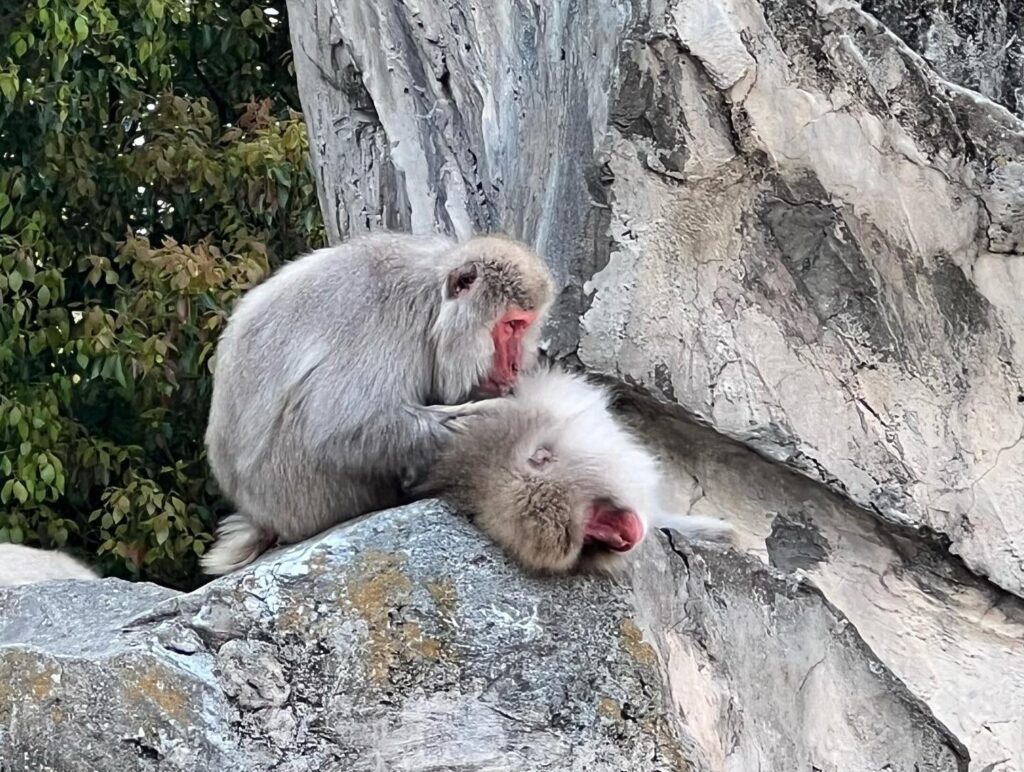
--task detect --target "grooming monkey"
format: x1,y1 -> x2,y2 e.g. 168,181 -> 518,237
421,367 -> 735,573
0,544 -> 99,587
202,232 -> 554,575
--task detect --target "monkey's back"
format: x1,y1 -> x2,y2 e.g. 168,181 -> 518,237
205,233 -> 456,537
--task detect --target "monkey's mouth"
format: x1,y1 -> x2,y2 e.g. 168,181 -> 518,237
583,502 -> 645,553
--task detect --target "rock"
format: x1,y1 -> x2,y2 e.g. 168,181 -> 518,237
286,0 -> 1024,598
626,396 -> 1024,771
0,501 -> 967,771
862,0 -> 1024,118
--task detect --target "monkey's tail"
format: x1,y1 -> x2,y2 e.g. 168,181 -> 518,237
651,512 -> 736,545
200,512 -> 276,575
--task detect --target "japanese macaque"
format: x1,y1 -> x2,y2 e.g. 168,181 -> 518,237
421,368 -> 735,573
202,232 -> 554,575
0,544 -> 99,587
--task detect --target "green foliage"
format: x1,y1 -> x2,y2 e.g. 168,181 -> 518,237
0,0 -> 324,587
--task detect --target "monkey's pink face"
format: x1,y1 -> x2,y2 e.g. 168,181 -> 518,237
478,308 -> 539,396
582,501 -> 647,555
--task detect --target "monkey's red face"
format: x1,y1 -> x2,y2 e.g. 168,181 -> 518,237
582,501 -> 646,554
479,308 -> 538,396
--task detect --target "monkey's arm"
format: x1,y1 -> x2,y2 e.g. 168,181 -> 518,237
391,401 -> 511,496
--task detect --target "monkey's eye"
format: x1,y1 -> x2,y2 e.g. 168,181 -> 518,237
527,446 -> 555,469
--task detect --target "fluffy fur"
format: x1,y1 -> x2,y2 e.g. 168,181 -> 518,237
202,232 -> 553,575
424,367 -> 735,574
0,544 -> 99,587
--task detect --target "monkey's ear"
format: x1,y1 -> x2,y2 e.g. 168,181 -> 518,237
446,262 -> 479,299
528,446 -> 555,469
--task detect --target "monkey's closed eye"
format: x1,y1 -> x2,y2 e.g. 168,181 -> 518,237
528,446 -> 555,469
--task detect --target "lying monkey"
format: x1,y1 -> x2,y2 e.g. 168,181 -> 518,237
202,232 -> 553,574
421,367 -> 735,573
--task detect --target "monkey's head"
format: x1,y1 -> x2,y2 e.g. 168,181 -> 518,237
429,403 -> 654,575
431,236 -> 554,403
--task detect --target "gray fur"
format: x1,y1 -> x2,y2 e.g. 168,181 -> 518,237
0,544 -> 99,587
202,232 -> 553,575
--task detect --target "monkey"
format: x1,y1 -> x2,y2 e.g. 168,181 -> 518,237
0,544 -> 99,587
419,367 -> 735,574
201,232 -> 554,575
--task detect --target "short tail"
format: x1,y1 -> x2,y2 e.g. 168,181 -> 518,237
651,512 -> 736,544
201,513 -> 276,575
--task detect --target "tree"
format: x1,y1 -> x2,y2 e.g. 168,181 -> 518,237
0,0 -> 323,588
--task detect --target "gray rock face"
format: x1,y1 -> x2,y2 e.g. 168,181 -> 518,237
287,0 -> 1024,598
863,0 -> 1024,118
0,502 -> 967,771
627,396 -> 1024,771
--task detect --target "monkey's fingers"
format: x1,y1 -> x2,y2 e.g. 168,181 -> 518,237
425,401 -> 489,416
437,415 -> 481,435
423,398 -> 513,420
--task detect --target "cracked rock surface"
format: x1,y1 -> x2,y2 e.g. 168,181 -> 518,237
288,0 -> 1024,599
0,502 -> 968,771
626,394 -> 1024,770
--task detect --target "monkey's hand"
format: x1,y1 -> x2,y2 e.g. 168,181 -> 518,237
422,397 -> 513,419
419,397 -> 514,433
395,402 -> 505,497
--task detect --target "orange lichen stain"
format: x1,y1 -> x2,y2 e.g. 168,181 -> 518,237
344,552 -> 455,682
276,601 -> 311,634
29,670 -> 55,699
426,578 -> 458,622
124,671 -> 187,720
345,551 -> 414,683
0,655 -> 59,713
597,696 -> 621,720
403,622 -> 442,660
346,551 -> 413,614
618,618 -> 658,667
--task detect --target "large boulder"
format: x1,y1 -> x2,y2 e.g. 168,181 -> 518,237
627,397 -> 1024,771
0,501 -> 966,771
286,0 -> 1024,597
